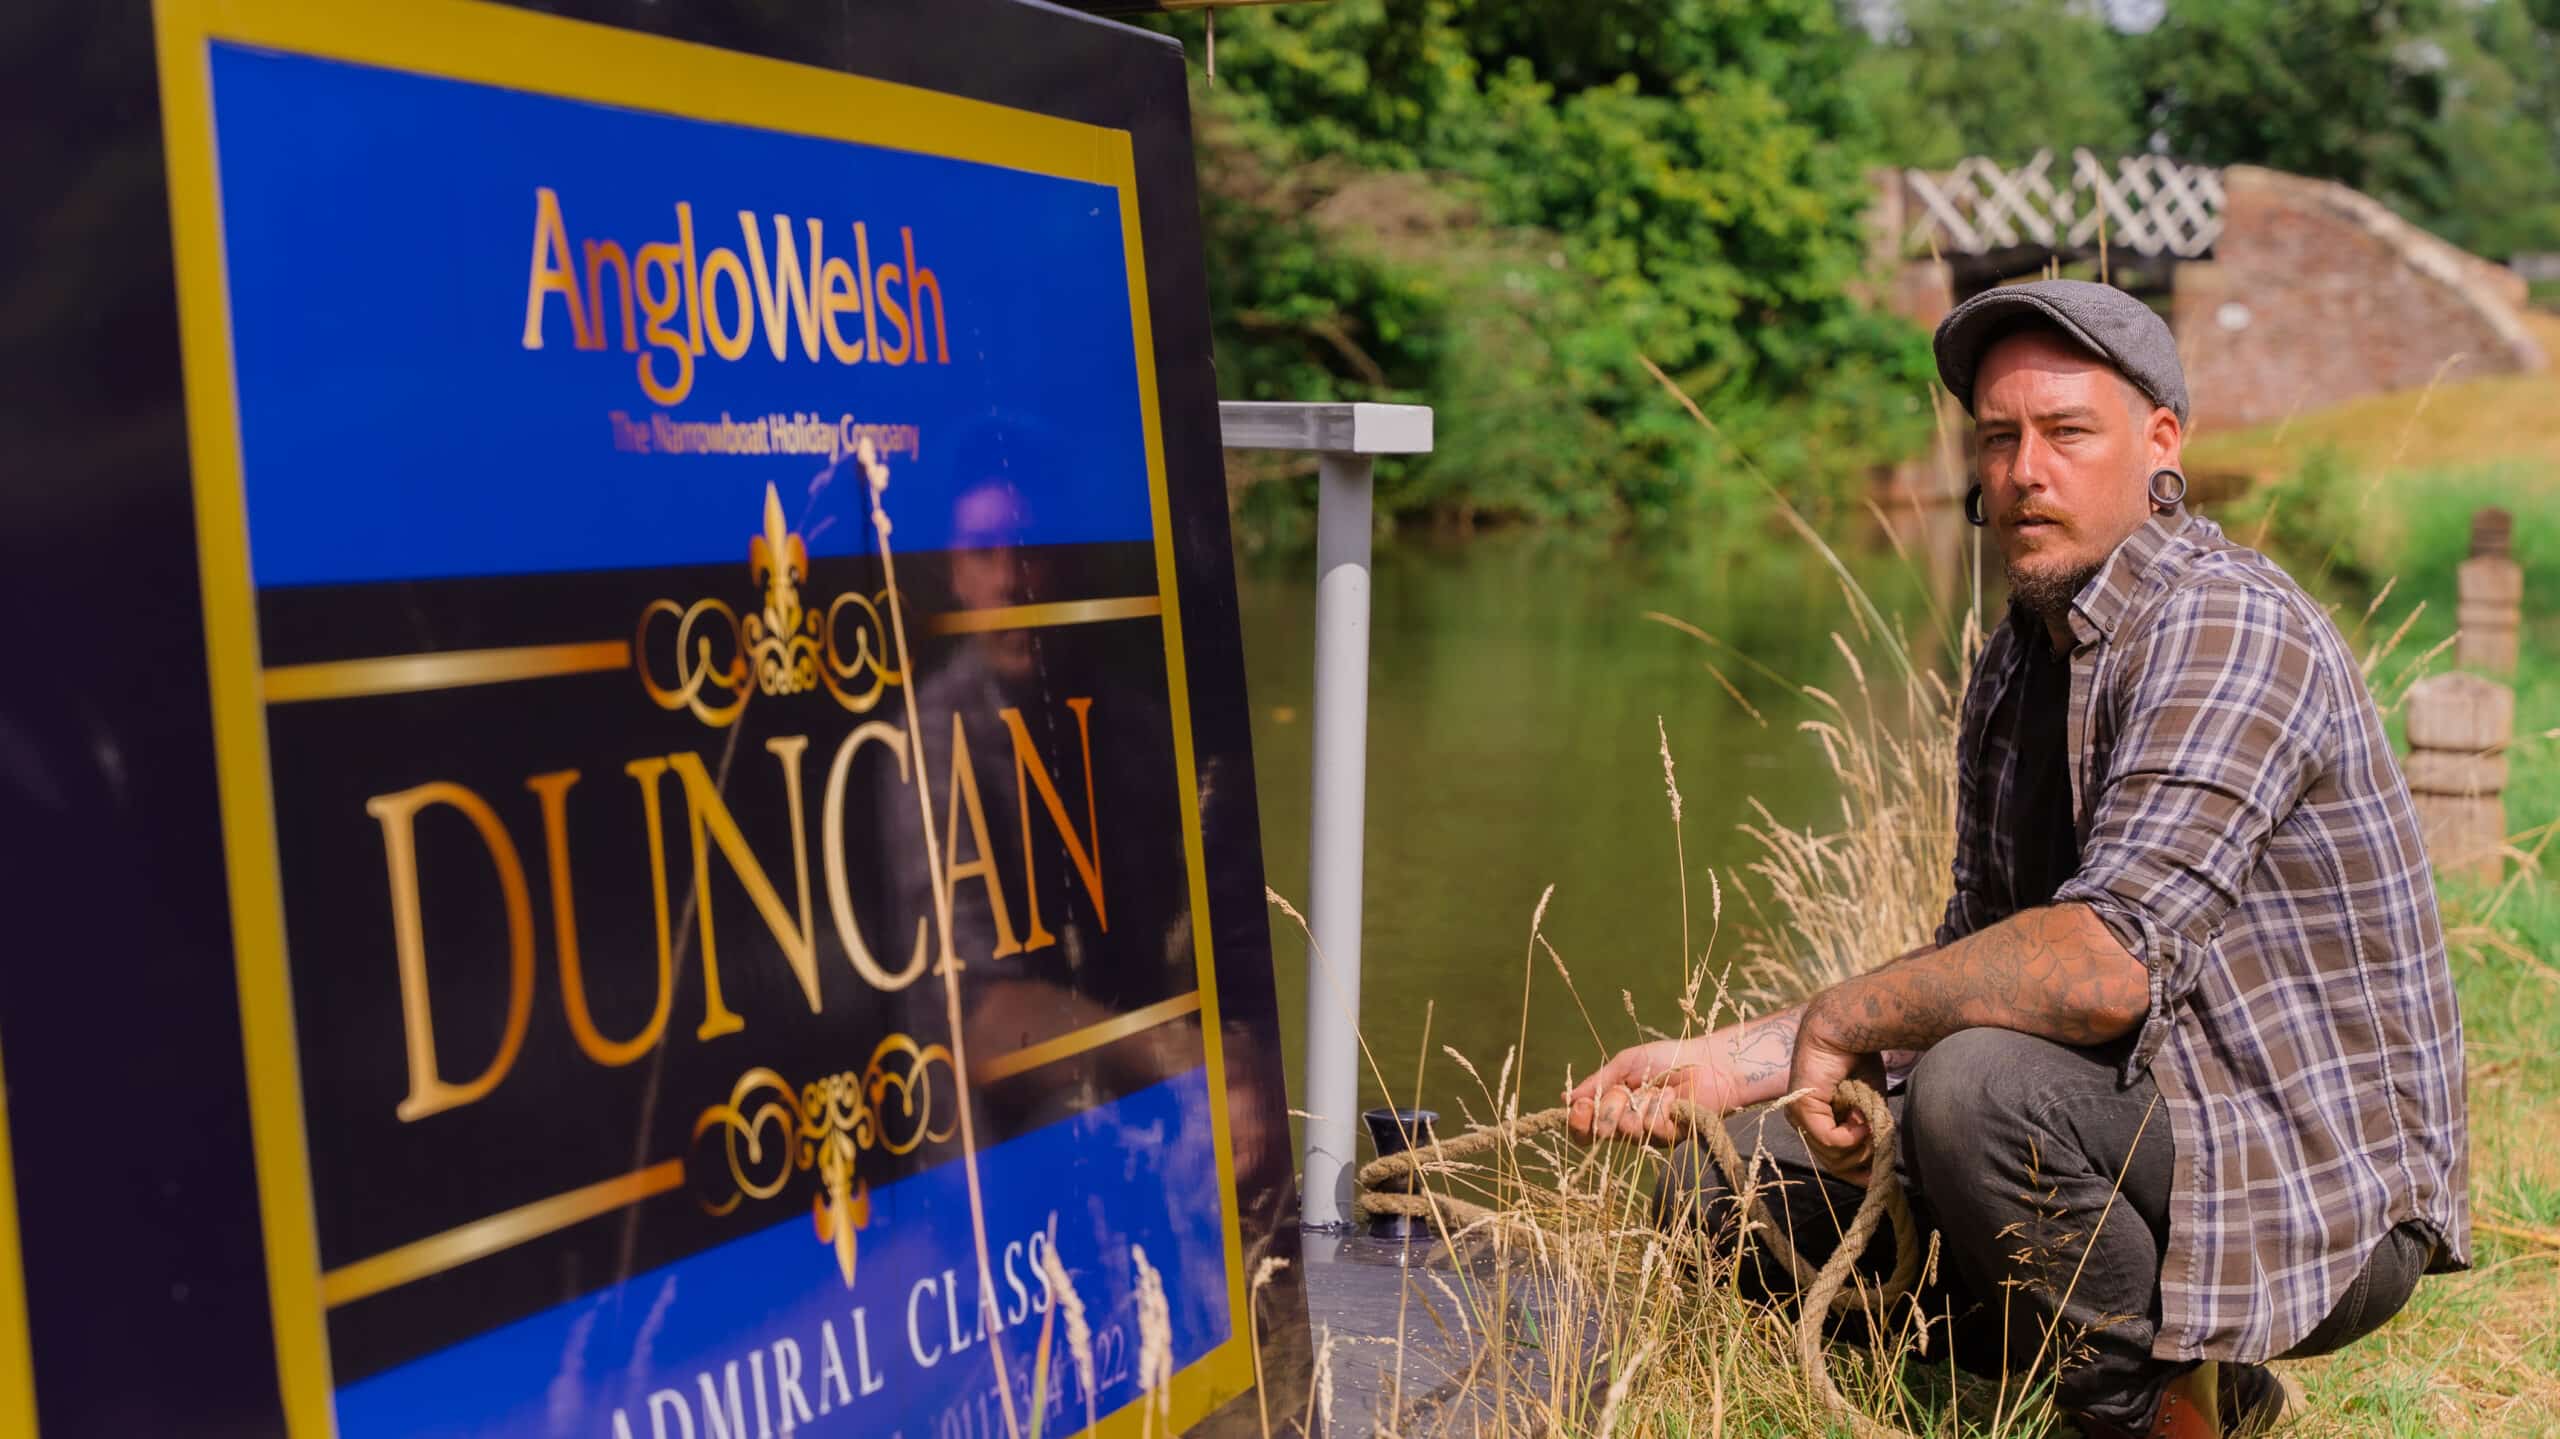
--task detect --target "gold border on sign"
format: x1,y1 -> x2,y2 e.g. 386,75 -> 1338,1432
319,1161 -> 685,1310
975,990 -> 1204,1084
263,640 -> 633,703
154,5 -> 332,1429
1115,138 -> 1263,1426
152,1 -> 1258,1433
926,595 -> 1164,636
255,597 -> 1165,706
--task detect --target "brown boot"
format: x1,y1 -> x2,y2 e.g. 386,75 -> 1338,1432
2144,1363 -> 2225,1438
2080,1363 -> 2226,1439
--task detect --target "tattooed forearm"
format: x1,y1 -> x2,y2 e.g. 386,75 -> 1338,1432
1719,944 -> 1935,1086
1811,904 -> 2147,1054
1723,1009 -> 1803,1087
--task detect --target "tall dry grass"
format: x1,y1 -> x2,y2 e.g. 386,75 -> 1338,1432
1264,578 -> 2056,1437
1723,624 -> 1972,1015
1245,365 -> 2033,1438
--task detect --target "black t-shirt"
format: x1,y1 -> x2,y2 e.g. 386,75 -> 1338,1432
2009,634 -> 2082,910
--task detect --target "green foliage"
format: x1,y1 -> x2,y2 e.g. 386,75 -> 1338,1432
2134,0 -> 2453,197
2416,0 -> 2560,258
1161,0 -> 1934,539
2227,454 -> 2560,604
2131,0 -> 2560,258
2218,447 -> 2377,590
1851,0 -> 2145,169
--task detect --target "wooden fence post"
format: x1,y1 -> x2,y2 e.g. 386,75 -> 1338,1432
2403,672 -> 2515,885
2458,507 -> 2522,675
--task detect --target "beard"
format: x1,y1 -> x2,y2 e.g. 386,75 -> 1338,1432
2006,554 -> 2100,622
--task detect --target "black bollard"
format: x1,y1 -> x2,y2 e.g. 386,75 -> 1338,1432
1360,1107 -> 1441,1240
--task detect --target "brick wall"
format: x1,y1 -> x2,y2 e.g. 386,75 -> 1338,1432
2174,166 -> 2545,437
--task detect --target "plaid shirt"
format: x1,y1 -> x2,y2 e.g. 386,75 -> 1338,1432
1938,511 -> 2470,1363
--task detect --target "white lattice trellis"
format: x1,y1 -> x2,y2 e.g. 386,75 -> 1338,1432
1904,149 -> 2224,260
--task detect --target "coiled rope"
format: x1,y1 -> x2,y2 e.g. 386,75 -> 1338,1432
1354,1079 -> 1922,1439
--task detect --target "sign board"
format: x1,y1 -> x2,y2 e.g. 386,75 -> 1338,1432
0,1 -> 1304,1434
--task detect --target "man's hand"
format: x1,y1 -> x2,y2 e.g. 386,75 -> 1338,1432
1787,995 -> 1887,1184
1566,1007 -> 1803,1145
1565,1039 -> 1740,1144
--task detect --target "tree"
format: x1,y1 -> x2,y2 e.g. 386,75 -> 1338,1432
2132,0 -> 2560,259
2135,0 -> 2451,194
2417,0 -> 2560,257
1852,0 -> 2146,170
1160,0 -> 1932,534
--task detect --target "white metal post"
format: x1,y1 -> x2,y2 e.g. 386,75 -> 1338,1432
1215,402 -> 1432,1232
1299,451 -> 1375,1230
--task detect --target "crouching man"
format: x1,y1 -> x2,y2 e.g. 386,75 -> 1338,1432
1569,281 -> 2467,1438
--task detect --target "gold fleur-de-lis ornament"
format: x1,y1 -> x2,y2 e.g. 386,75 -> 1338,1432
749,482 -> 807,642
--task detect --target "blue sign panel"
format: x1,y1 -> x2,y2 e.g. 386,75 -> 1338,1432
210,42 -> 1159,585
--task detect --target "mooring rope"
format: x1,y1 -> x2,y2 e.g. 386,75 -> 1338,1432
1355,1079 -> 1922,1439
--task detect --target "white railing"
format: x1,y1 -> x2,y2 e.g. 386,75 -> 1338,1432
1904,149 -> 2225,260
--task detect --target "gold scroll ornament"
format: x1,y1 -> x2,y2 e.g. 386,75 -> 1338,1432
636,482 -> 903,727
690,1034 -> 958,1287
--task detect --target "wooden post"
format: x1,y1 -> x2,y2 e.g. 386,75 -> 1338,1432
2403,672 -> 2515,885
2458,507 -> 2521,675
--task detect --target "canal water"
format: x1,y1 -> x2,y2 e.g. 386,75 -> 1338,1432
1235,506 -> 1982,1129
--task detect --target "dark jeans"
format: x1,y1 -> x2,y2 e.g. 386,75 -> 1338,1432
1656,1028 -> 2430,1430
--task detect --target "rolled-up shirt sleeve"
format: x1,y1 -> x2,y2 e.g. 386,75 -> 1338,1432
2052,584 -> 2331,1080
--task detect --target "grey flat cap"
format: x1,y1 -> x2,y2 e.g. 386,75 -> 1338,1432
1933,279 -> 2188,426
